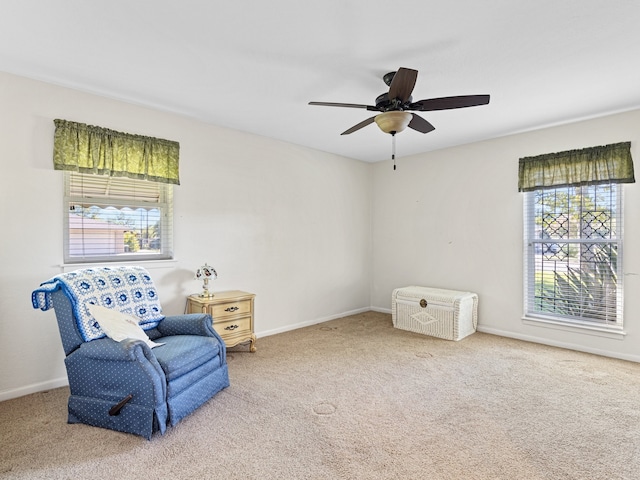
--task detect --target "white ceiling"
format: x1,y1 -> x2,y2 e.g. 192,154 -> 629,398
2,0 -> 640,162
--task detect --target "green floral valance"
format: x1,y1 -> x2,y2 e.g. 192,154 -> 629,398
53,119 -> 180,185
518,142 -> 634,192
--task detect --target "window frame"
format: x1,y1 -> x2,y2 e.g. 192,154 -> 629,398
522,183 -> 625,333
63,172 -> 174,264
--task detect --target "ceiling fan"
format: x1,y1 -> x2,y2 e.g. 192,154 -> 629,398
309,67 -> 490,167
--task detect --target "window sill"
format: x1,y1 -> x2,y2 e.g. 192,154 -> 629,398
522,315 -> 626,340
60,259 -> 178,273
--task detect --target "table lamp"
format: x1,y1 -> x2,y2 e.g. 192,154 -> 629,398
195,263 -> 217,298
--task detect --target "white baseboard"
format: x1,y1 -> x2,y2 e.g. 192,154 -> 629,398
0,377 -> 69,402
477,325 -> 640,363
256,307 -> 371,338
371,306 -> 392,314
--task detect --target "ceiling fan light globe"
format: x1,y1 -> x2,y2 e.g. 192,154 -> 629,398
374,111 -> 412,134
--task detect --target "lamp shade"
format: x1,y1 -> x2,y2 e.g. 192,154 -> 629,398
374,111 -> 412,134
195,263 -> 217,280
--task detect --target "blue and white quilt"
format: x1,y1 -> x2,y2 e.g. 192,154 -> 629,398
32,266 -> 165,341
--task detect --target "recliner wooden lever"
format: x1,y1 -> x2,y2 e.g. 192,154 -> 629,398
109,394 -> 133,416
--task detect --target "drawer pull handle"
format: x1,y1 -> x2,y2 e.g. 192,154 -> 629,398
225,324 -> 239,331
225,306 -> 239,312
420,299 -> 428,308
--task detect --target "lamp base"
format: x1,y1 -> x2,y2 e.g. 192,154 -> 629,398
199,278 -> 214,298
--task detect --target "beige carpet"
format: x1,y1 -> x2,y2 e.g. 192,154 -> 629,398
1,311 -> 639,479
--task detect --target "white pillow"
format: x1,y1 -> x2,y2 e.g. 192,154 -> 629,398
87,304 -> 164,349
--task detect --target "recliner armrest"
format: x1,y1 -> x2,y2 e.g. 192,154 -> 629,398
73,337 -> 166,389
76,337 -> 153,362
66,337 -> 167,414
156,313 -> 217,337
156,314 -> 227,362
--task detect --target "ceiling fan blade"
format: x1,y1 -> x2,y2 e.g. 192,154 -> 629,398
388,67 -> 418,103
408,114 -> 435,134
341,116 -> 376,135
410,94 -> 490,111
309,101 -> 379,111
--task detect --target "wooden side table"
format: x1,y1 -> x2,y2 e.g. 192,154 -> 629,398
186,290 -> 256,352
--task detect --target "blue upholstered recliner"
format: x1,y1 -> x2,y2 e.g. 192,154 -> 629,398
32,266 -> 229,439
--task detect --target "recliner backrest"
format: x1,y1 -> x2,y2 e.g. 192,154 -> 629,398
34,266 -> 167,354
51,289 -> 86,356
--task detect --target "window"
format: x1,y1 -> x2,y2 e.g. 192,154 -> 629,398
523,183 -> 623,329
64,172 -> 173,264
519,141 -> 634,332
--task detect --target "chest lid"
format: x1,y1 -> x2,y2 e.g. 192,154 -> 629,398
393,286 -> 473,306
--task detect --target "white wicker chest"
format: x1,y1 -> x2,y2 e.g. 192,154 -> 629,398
392,286 -> 478,341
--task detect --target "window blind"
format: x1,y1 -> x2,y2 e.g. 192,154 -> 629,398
64,172 -> 173,263
523,184 -> 623,327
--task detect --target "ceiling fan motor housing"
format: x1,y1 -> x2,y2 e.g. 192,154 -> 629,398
376,92 -> 412,111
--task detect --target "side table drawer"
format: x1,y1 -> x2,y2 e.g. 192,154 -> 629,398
210,299 -> 252,318
213,316 -> 252,337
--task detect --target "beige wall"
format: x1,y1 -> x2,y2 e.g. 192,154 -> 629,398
0,72 -> 372,400
371,109 -> 640,362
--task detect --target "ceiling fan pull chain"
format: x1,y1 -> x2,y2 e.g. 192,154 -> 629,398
392,132 -> 396,170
